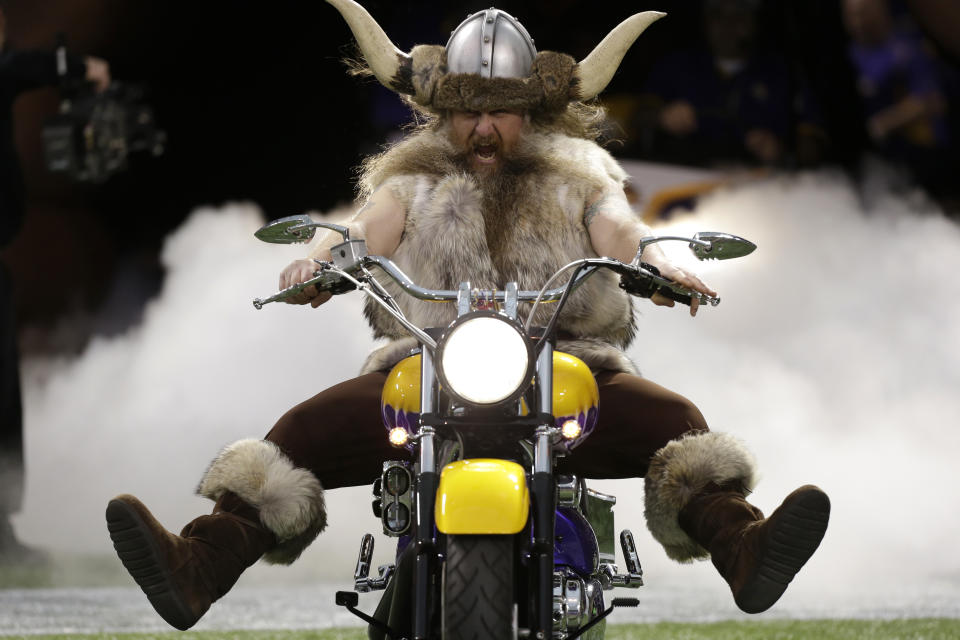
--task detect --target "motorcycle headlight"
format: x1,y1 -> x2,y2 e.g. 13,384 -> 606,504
437,312 -> 534,406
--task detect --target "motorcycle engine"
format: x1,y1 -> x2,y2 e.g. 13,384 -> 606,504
553,570 -> 606,639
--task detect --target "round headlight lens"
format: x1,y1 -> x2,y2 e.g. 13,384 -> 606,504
439,315 -> 532,405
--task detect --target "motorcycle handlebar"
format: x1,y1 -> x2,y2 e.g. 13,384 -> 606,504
253,255 -> 718,310
361,255 -> 598,303
252,267 -> 355,310
362,255 -> 719,307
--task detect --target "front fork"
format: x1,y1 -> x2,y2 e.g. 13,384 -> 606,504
413,348 -> 438,640
341,345 -> 560,639
412,437 -> 437,639
532,428 -> 556,639
532,341 -> 556,639
415,344 -> 558,639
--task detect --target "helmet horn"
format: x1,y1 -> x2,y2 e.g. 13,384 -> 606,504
326,0 -> 410,90
576,11 -> 665,100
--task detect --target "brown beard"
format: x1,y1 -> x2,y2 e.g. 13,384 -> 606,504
450,137 -> 547,269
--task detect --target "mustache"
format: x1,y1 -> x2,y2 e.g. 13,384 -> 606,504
470,135 -> 499,150
452,136 -> 542,177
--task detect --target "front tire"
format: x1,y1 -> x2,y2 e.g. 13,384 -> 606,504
442,535 -> 515,640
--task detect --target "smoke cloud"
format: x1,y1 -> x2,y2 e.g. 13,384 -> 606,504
608,170 -> 960,615
13,170 -> 960,614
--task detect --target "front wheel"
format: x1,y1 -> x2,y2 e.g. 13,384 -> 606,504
442,535 -> 515,640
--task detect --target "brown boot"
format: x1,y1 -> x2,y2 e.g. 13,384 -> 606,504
678,483 -> 830,613
106,439 -> 327,629
106,492 -> 276,630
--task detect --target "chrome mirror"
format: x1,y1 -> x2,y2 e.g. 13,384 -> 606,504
635,232 -> 757,263
689,232 -> 756,261
254,215 -> 350,244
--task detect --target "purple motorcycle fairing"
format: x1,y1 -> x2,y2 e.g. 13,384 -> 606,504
553,506 -> 600,577
553,405 -> 599,450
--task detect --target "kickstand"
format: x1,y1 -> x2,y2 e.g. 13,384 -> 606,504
335,591 -> 407,640
564,597 -> 639,640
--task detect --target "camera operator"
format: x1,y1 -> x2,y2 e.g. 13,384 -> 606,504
0,3 -> 109,562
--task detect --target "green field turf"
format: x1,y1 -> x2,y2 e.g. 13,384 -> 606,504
4,619 -> 959,640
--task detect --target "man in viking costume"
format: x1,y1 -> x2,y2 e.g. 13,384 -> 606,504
106,0 -> 830,630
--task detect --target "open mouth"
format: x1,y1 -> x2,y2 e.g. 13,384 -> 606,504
474,143 -> 498,163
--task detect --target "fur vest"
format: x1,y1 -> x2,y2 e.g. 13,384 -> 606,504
357,127 -> 639,376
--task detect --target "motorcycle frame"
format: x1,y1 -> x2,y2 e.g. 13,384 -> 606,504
253,226 -> 747,638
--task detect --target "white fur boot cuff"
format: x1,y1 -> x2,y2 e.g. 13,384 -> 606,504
197,438 -> 327,565
644,431 -> 758,563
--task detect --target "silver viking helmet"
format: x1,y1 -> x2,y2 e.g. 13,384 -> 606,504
325,0 -> 665,113
445,9 -> 537,80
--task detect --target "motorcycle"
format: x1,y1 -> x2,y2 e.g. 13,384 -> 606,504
253,214 -> 755,640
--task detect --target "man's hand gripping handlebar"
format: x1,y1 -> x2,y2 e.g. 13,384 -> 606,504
253,260 -> 355,310
617,261 -> 720,308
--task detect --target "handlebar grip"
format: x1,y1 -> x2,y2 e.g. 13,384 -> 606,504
618,262 -> 695,306
314,271 -> 356,295
655,286 -> 692,307
253,269 -> 356,309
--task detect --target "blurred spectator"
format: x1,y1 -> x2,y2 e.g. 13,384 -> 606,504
0,2 -> 109,562
843,0 -> 956,211
635,0 -> 827,169
904,0 -> 960,63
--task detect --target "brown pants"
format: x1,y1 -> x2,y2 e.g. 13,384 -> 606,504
265,371 -> 708,490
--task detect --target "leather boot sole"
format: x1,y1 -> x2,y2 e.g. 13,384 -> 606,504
735,485 -> 830,614
106,497 -> 201,631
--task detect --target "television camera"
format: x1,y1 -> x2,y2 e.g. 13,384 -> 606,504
42,37 -> 165,183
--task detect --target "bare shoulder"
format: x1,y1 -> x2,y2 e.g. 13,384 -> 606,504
583,185 -> 649,261
583,184 -> 634,229
353,184 -> 407,257
355,184 -> 406,219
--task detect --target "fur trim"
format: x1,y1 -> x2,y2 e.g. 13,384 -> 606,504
197,439 -> 327,565
558,338 -> 639,375
644,432 -> 758,563
403,45 -> 578,114
360,337 -> 420,375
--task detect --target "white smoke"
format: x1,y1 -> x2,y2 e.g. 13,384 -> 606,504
607,170 -> 960,616
17,202 -> 387,580
14,170 -> 960,613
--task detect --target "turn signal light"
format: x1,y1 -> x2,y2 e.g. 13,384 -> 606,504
560,419 -> 582,440
388,427 -> 409,447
